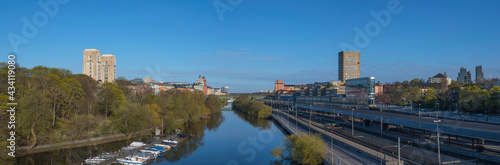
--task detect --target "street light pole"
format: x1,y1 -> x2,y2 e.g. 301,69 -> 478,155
309,104 -> 312,135
398,137 -> 401,165
352,108 -> 355,137
380,145 -> 397,165
295,102 -> 297,132
434,119 -> 442,165
419,104 -> 421,117
436,102 -> 440,118
380,116 -> 383,138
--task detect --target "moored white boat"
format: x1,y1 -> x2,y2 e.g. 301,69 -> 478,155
139,148 -> 161,155
84,156 -> 106,164
153,143 -> 171,150
130,141 -> 147,147
116,157 -> 145,165
125,153 -> 152,162
162,139 -> 178,144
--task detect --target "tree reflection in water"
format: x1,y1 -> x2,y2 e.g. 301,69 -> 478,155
16,113 -> 225,165
233,110 -> 272,130
16,136 -> 150,165
161,111 -> 225,162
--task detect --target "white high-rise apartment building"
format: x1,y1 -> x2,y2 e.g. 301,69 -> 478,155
82,49 -> 116,83
101,54 -> 116,83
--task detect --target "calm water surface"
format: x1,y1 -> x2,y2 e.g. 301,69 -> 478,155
18,107 -> 288,165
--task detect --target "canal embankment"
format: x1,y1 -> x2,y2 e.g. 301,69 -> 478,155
17,128 -> 156,157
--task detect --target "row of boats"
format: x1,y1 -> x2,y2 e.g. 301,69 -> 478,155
84,138 -> 181,165
116,140 -> 178,164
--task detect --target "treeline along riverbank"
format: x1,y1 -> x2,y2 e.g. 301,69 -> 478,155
231,94 -> 271,119
0,63 -> 224,163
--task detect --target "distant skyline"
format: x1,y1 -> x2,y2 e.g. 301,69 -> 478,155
1,0 -> 499,92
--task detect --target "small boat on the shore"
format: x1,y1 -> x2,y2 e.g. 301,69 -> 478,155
162,139 -> 178,144
151,146 -> 167,152
100,152 -> 119,159
84,156 -> 106,164
121,145 -> 136,151
127,153 -> 154,161
139,148 -> 162,155
161,141 -> 177,148
116,157 -> 145,165
130,141 -> 147,147
153,143 -> 171,150
122,141 -> 147,151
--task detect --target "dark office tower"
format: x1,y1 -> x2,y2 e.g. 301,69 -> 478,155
476,65 -> 485,84
457,67 -> 467,83
338,51 -> 360,82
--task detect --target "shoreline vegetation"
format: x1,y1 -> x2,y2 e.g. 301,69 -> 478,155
0,63 -> 224,163
271,133 -> 327,165
17,130 -> 152,157
230,94 -> 326,165
231,94 -> 271,119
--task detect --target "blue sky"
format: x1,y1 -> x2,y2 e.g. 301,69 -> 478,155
1,0 -> 499,92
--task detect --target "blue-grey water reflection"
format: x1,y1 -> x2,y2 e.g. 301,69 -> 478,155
18,107 -> 287,165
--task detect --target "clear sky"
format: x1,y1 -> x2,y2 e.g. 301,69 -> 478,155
1,0 -> 499,93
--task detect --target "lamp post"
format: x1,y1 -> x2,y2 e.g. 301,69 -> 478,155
294,101 -> 297,132
398,137 -> 401,165
380,116 -> 383,138
436,102 -> 440,118
351,108 -> 355,137
380,145 -> 397,165
434,119 -> 442,165
309,104 -> 312,135
419,104 -> 421,117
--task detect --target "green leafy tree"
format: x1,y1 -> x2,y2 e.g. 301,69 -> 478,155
168,90 -> 207,130
409,78 -> 421,86
232,95 -> 271,119
67,114 -> 97,140
423,88 -> 438,108
110,102 -> 160,138
60,77 -> 85,118
72,74 -> 98,115
460,85 -> 489,113
401,86 -> 421,105
18,88 -> 52,151
488,86 -> 500,114
97,82 -> 126,119
271,133 -> 326,165
205,95 -> 224,114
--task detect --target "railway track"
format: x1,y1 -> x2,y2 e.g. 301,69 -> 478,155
273,114 -> 375,165
275,110 -> 424,165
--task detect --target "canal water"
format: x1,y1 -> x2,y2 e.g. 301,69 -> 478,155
17,106 -> 289,165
